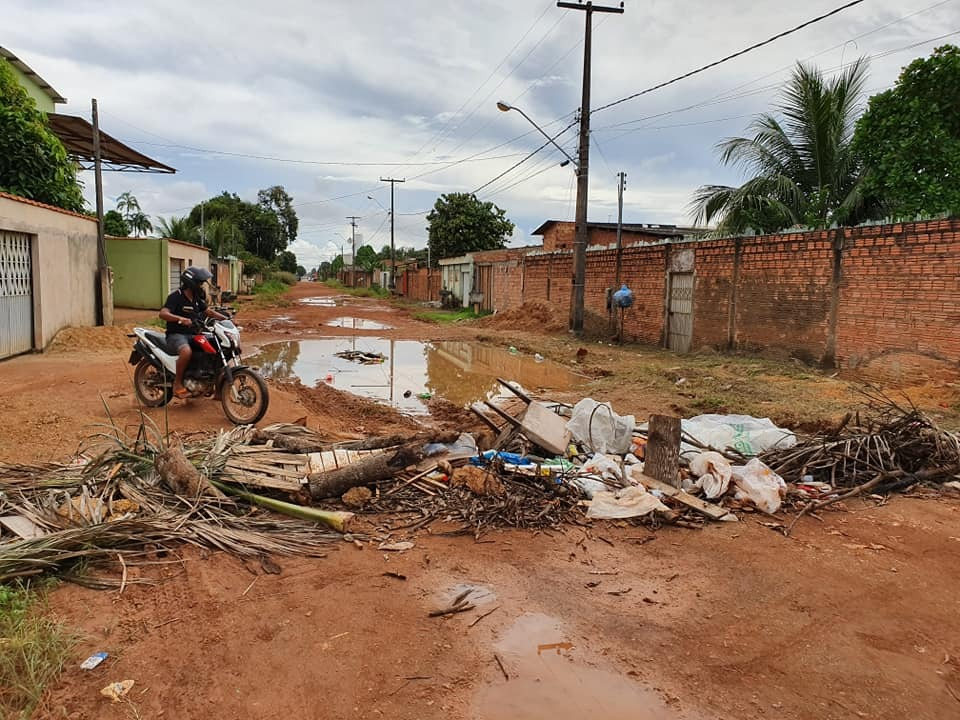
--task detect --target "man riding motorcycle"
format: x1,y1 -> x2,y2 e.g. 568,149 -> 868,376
157,266 -> 228,399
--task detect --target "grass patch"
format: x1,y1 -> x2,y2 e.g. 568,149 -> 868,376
245,278 -> 293,308
325,279 -> 390,298
0,581 -> 76,719
413,308 -> 491,324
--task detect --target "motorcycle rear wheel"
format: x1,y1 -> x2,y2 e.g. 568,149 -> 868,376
220,368 -> 269,425
134,358 -> 172,407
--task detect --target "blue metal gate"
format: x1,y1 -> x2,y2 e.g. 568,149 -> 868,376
0,230 -> 33,359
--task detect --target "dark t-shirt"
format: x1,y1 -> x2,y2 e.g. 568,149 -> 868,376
163,289 -> 207,335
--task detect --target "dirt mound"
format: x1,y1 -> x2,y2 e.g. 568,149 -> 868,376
426,398 -> 495,448
46,325 -> 134,354
482,302 -> 567,333
287,381 -> 421,437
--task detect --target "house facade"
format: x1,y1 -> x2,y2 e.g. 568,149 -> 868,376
106,236 -> 210,309
0,192 -> 102,360
0,46 -> 66,112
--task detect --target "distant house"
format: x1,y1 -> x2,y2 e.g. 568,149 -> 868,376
106,236 -> 210,309
532,220 -> 706,251
0,45 -> 66,112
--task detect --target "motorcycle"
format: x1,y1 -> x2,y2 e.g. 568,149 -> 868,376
128,309 -> 269,425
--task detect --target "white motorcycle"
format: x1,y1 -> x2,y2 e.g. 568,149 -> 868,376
128,310 -> 269,425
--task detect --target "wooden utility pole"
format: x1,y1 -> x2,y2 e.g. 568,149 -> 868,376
346,216 -> 360,287
611,170 -> 626,332
91,99 -> 112,327
380,177 -> 405,290
557,0 -> 624,336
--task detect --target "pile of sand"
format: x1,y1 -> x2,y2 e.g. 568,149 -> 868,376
481,302 -> 567,333
47,325 -> 135,354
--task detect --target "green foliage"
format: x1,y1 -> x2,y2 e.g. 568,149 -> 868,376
324,278 -> 388,297
156,215 -> 200,244
0,58 -> 85,212
413,308 -> 489,323
270,270 -> 298,286
203,216 -> 243,257
318,261 -> 333,279
354,244 -> 379,271
129,211 -> 153,237
0,582 -> 76,719
692,59 -> 877,233
275,249 -> 298,274
103,209 -> 129,236
296,264 -> 307,277
252,278 -> 291,303
330,255 -> 344,274
189,189 -> 293,261
257,185 -> 298,246
426,193 -> 514,260
854,45 -> 960,219
239,250 -> 269,277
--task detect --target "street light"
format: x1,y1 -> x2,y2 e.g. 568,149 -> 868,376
496,101 -> 577,169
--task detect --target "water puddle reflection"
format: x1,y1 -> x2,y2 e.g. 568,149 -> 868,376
299,296 -> 345,307
326,316 -> 394,330
475,613 -> 689,720
247,339 -> 585,414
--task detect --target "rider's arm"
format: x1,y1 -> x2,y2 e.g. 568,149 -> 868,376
204,306 -> 228,321
159,307 -> 192,328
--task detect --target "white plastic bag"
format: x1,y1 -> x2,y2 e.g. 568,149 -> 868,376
679,414 -> 796,460
587,486 -> 669,519
689,451 -> 733,499
731,458 -> 786,514
566,398 -> 635,455
580,453 -> 624,482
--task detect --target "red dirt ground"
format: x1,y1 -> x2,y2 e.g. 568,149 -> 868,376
1,281 -> 958,719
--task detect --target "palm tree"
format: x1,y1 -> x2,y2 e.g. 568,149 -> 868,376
203,217 -> 244,258
115,191 -> 141,224
129,211 -> 153,238
156,215 -> 200,244
691,58 -> 877,234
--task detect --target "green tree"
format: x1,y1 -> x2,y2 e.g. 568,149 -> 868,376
331,255 -> 344,275
202,216 -> 243,257
296,264 -> 307,277
854,45 -> 960,219
691,59 -> 877,234
129,211 -> 153,237
257,185 -> 299,247
116,191 -> 141,223
156,215 -> 200,244
354,244 -> 379,271
319,261 -> 332,279
103,210 -> 129,236
189,191 -> 286,260
426,193 -> 514,260
276,250 -> 298,274
0,57 -> 85,212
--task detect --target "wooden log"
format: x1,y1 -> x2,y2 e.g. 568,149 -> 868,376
308,444 -> 423,500
155,445 -> 225,499
638,474 -> 738,522
251,429 -> 329,454
646,414 -> 681,487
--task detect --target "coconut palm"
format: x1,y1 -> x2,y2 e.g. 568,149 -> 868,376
691,58 -> 877,234
129,211 -> 153,238
202,216 -> 244,258
115,191 -> 141,223
156,215 -> 200,244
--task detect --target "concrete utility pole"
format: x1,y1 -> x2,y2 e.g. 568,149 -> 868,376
346,216 -> 360,287
380,178 -> 405,290
558,0 -> 624,335
91,98 -> 112,327
615,170 -> 626,287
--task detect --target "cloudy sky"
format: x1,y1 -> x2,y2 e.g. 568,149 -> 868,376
5,0 -> 957,268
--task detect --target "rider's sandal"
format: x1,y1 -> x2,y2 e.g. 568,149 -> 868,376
173,388 -> 191,399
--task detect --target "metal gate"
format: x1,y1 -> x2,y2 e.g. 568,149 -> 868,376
169,259 -> 183,293
0,231 -> 33,359
475,265 -> 493,312
667,272 -> 694,353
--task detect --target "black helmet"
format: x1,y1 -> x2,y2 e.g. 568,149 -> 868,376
181,266 -> 212,293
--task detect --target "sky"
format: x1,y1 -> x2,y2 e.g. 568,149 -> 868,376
4,0 -> 958,269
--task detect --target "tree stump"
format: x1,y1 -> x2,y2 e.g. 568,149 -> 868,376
646,414 -> 681,488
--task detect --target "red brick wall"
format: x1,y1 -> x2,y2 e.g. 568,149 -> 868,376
836,220 -> 960,368
397,267 -> 439,302
691,239 -> 735,349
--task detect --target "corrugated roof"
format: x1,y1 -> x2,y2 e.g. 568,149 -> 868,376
0,46 -> 67,104
47,114 -> 176,174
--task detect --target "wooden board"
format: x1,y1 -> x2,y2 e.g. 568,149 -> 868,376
219,471 -> 306,492
0,514 -> 47,539
636,474 -> 738,522
520,401 -> 570,456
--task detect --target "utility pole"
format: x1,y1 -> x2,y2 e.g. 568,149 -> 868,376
615,171 -> 626,288
558,0 -> 624,335
91,99 -> 112,327
380,177 -> 405,290
346,216 -> 360,287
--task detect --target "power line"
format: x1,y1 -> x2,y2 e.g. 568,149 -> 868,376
592,0 -> 869,115
471,121 -> 577,194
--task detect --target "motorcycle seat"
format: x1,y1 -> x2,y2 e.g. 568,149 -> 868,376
144,331 -> 170,352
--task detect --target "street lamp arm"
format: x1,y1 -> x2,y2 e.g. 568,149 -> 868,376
497,101 -> 578,169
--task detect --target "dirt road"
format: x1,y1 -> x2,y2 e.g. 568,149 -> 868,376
2,282 -> 959,719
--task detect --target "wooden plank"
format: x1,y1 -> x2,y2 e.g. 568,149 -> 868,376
470,403 -> 502,433
483,400 -> 522,427
646,414 -> 681,487
496,378 -> 533,404
519,401 -> 570,456
636,474 -> 738,522
0,515 -> 47,539
224,460 -> 307,479
219,471 -> 305,492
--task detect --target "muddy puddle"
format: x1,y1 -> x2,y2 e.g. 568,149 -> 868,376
326,316 -> 394,330
475,613 -> 690,720
248,338 -> 586,413
299,296 -> 346,307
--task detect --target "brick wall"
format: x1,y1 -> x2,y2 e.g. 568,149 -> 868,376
398,267 -> 439,302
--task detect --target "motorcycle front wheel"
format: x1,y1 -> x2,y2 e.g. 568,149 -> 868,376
134,358 -> 172,407
220,368 -> 269,425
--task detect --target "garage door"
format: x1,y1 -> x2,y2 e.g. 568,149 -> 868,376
0,230 -> 33,359
169,259 -> 183,293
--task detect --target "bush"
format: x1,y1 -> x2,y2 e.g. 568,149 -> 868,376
271,271 -> 298,286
